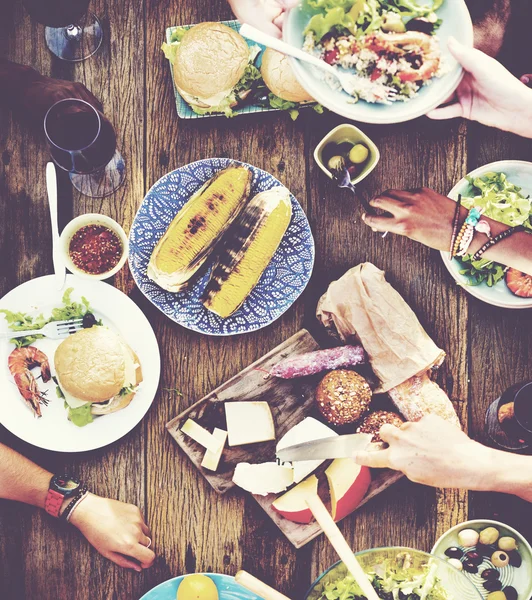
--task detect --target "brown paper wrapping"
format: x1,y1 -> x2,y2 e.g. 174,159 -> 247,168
316,263 -> 446,393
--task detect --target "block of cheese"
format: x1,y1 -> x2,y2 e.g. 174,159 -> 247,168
276,417 -> 338,483
201,428 -> 227,472
232,462 -> 294,496
224,401 -> 275,446
181,419 -> 223,454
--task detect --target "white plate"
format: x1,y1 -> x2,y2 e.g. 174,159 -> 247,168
440,160 -> 532,309
432,519 -> 532,600
0,275 -> 160,452
284,0 -> 473,124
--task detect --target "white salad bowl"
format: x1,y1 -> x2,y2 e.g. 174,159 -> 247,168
283,0 -> 473,124
440,160 -> 532,310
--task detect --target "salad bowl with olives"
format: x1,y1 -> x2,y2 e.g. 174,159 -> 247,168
432,520 -> 532,600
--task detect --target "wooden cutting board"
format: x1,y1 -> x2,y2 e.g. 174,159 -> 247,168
166,329 -> 403,548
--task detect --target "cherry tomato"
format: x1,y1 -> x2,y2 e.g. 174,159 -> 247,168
324,49 -> 339,65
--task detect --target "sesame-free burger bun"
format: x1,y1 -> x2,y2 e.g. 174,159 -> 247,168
261,48 -> 314,103
54,326 -> 142,406
173,22 -> 250,102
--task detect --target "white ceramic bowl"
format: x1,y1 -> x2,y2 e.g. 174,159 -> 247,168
283,0 -> 473,124
432,519 -> 532,600
59,213 -> 129,280
440,160 -> 532,310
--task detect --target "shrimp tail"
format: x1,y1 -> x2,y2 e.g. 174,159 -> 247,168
12,372 -> 44,417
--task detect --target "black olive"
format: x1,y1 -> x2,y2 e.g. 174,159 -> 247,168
464,551 -> 482,565
477,543 -> 495,557
405,17 -> 435,35
483,579 -> 503,592
445,547 -> 463,559
481,569 -> 500,580
462,560 -> 478,574
82,313 -> 97,328
508,550 -> 522,567
503,586 -> 518,600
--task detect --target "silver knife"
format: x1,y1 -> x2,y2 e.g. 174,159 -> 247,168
276,433 -> 373,462
46,162 -> 66,290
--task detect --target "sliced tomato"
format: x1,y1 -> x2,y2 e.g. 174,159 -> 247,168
505,268 -> 532,298
323,49 -> 339,65
370,68 -> 383,81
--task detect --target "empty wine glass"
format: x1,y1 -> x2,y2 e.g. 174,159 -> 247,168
23,0 -> 102,62
44,98 -> 125,198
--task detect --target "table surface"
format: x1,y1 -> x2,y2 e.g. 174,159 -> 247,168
1,1 -> 531,599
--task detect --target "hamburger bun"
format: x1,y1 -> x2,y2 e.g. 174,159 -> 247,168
54,326 -> 142,415
173,22 -> 250,105
316,369 -> 372,426
261,48 -> 314,103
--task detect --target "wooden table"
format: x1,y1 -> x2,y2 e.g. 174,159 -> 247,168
1,1 -> 531,598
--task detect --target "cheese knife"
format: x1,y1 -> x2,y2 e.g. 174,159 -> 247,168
276,433 -> 373,462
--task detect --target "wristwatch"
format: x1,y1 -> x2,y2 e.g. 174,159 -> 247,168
44,474 -> 82,518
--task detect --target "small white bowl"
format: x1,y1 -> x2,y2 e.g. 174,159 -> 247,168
60,213 -> 129,281
432,519 -> 532,600
314,123 -> 380,185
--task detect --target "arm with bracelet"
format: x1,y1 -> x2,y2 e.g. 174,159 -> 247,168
0,442 -> 155,571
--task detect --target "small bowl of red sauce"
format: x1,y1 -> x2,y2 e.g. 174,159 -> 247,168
60,214 -> 128,280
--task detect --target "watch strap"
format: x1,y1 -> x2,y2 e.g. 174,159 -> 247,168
45,489 -> 65,518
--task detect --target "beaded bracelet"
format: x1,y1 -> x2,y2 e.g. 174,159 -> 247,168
453,206 -> 484,257
448,194 -> 462,259
471,225 -> 525,261
60,486 -> 88,522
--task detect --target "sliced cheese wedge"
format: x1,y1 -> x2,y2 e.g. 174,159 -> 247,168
201,428 -> 227,472
225,401 -> 275,446
276,417 -> 338,483
181,419 -> 223,454
232,462 -> 294,496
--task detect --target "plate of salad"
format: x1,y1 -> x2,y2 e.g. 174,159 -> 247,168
441,161 -> 532,309
283,0 -> 473,124
305,547 -> 482,599
0,276 -> 160,452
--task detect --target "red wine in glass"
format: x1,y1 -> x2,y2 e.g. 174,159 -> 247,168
45,99 -> 125,198
23,0 -> 102,62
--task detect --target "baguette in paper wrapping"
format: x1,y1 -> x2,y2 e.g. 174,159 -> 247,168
316,263 -> 459,426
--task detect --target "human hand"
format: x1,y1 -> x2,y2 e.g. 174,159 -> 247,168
427,37 -> 532,138
362,187 -> 456,251
353,415 -> 496,490
18,73 -> 103,125
228,0 -> 300,38
69,494 -> 155,571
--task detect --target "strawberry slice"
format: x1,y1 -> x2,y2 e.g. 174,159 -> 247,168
505,268 -> 532,297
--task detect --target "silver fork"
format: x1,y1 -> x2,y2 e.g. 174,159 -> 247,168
239,24 -> 397,103
0,318 -> 84,340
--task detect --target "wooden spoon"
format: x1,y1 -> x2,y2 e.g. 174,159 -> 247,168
235,570 -> 292,600
305,494 -> 380,600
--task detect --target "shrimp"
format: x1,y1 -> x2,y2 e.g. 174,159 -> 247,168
8,346 -> 51,417
366,31 -> 440,83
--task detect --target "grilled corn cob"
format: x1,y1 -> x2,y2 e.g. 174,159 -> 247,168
148,165 -> 252,292
202,187 -> 292,318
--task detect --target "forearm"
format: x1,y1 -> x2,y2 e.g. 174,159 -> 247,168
0,443 -> 52,509
486,449 -> 532,502
0,58 -> 42,110
459,206 -> 532,274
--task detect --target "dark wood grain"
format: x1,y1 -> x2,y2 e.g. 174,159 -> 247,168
1,0 -> 532,598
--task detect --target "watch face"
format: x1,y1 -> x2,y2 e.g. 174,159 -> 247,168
51,474 -> 81,497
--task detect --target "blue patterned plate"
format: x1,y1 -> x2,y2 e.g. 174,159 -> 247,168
129,158 -> 315,336
140,573 -> 263,600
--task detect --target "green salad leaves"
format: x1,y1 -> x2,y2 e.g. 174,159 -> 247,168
65,402 -> 94,428
458,255 -> 506,287
0,288 -> 99,348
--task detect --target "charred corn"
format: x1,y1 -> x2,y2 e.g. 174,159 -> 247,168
147,165 -> 252,292
202,186 -> 292,318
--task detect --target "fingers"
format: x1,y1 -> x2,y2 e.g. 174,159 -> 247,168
353,448 -> 391,469
369,194 -> 404,215
426,102 -> 463,121
128,542 -> 156,569
107,551 -> 143,572
140,520 -> 151,538
447,36 -> 484,73
379,423 -> 402,444
521,74 -> 532,88
362,212 -> 394,233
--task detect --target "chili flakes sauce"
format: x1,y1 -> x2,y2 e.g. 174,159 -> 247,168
69,224 -> 123,275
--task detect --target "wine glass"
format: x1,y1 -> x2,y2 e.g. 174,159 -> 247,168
44,98 -> 125,198
485,381 -> 532,451
23,0 -> 102,62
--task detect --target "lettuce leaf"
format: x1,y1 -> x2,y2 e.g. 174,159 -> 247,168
67,403 -> 94,428
462,171 -> 532,229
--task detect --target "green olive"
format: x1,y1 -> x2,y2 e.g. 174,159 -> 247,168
491,550 -> 510,568
382,12 -> 406,33
498,536 -> 518,552
487,592 -> 506,600
479,526 -> 500,545
348,144 -> 369,165
327,155 -> 346,173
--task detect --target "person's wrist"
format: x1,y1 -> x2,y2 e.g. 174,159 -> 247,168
68,492 -> 95,528
511,86 -> 532,138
